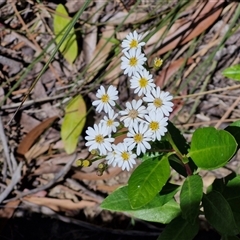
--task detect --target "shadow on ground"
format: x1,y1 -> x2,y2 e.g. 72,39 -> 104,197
0,212 -> 221,240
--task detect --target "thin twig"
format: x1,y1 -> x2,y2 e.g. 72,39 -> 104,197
215,95 -> 240,129
174,84 -> 240,100
177,118 -> 240,129
4,153 -> 77,203
0,162 -> 23,203
1,93 -> 66,110
0,116 -> 13,179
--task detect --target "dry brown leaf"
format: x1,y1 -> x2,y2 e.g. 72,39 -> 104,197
33,151 -> 89,176
87,25 -> 114,82
25,139 -> 55,162
105,56 -> 121,85
106,12 -> 147,25
146,1 -> 224,58
83,1 -> 106,64
33,80 -> 58,118
17,116 -> 58,157
33,164 -> 64,176
20,113 -> 41,133
0,200 -> 20,218
155,58 -> 194,87
23,196 -> 96,212
96,184 -> 123,193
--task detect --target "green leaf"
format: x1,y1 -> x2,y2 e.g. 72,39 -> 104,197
221,236 -> 240,240
101,186 -> 181,224
132,199 -> 180,224
167,121 -> 189,154
168,155 -> 188,177
208,178 -> 225,194
188,127 -> 237,170
223,175 -> 240,200
53,4 -> 78,64
157,216 -> 199,240
180,175 -> 203,222
222,175 -> 240,232
225,120 -> 240,150
202,191 -> 239,235
101,186 -> 131,211
167,122 -> 197,176
208,172 -> 236,194
128,156 -> 171,209
141,151 -> 164,162
61,95 -> 86,154
160,182 -> 180,206
223,64 -> 240,80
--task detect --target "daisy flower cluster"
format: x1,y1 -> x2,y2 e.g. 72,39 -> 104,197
85,30 -> 174,172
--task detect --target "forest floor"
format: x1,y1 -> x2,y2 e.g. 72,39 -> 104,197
0,1 -> 240,239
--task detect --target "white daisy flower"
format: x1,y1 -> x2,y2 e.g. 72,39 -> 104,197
114,142 -> 137,171
124,122 -> 152,156
144,111 -> 168,141
85,124 -> 114,156
121,48 -> 147,77
130,69 -> 156,96
100,109 -> 120,136
92,85 -> 119,114
121,30 -> 145,53
106,145 -> 117,167
143,86 -> 174,116
119,99 -> 147,128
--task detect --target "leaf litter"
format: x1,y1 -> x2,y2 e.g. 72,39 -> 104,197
0,0 -> 240,239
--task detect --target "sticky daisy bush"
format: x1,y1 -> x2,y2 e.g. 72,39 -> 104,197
82,33 -> 240,239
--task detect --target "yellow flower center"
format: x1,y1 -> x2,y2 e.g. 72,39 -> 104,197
128,109 -> 138,119
134,133 -> 143,143
95,134 -> 104,143
130,39 -> 138,48
139,77 -> 148,88
107,119 -> 114,127
129,57 -> 138,67
149,121 -> 159,131
101,94 -> 109,103
153,98 -> 162,108
121,151 -> 130,161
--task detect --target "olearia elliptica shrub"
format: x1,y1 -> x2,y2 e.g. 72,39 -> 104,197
82,30 -> 240,239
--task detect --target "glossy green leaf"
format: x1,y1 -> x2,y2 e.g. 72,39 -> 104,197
225,120 -> 240,150
61,95 -> 86,154
180,175 -> 203,222
222,175 -> 240,232
128,156 -> 171,209
157,216 -> 199,240
202,191 -> 239,235
223,175 -> 240,200
223,64 -> 240,80
101,186 -> 181,224
132,199 -> 180,224
159,182 -> 180,206
53,4 -> 78,64
101,186 -> 131,211
188,127 -> 237,170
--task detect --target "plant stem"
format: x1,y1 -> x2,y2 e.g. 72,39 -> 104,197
166,132 -> 192,175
